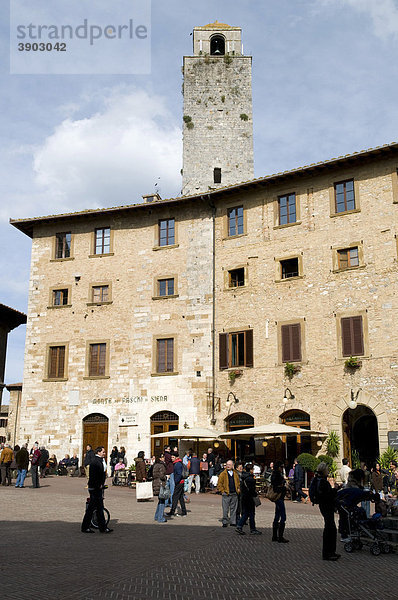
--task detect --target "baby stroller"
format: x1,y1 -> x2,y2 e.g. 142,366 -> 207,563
339,504 -> 392,556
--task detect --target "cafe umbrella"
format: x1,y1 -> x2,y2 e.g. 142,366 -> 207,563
151,426 -> 223,455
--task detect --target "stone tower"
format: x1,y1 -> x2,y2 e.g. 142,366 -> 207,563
182,21 -> 254,196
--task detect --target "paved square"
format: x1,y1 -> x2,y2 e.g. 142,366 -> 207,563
1,477 -> 395,599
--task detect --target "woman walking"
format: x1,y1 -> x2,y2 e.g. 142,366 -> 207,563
236,464 -> 262,535
110,446 -> 119,477
271,461 -> 289,543
152,457 -> 167,523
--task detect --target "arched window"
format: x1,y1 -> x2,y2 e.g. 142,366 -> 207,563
210,35 -> 225,56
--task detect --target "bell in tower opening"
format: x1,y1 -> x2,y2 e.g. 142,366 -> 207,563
210,35 -> 225,55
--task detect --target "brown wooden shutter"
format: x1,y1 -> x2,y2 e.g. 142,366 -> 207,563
98,344 -> 106,375
352,316 -> 364,355
58,346 -> 65,378
157,340 -> 166,372
166,339 -> 174,372
49,347 -> 57,378
219,333 -> 228,369
341,317 -> 357,357
245,329 -> 253,367
281,325 -> 290,362
290,323 -> 301,361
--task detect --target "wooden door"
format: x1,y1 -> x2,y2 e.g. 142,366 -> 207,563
83,420 -> 108,459
151,421 -> 178,457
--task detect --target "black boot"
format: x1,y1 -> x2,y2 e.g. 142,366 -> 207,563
278,523 -> 289,543
272,524 -> 278,542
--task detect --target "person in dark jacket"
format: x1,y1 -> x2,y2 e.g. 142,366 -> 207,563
271,461 -> 289,543
167,453 -> 187,517
152,457 -> 167,523
15,443 -> 29,488
188,451 -> 201,494
236,464 -> 261,535
67,453 -> 79,476
315,462 -> 340,561
29,443 -> 41,488
110,446 -> 119,476
134,451 -> 147,482
81,446 -> 112,533
84,445 -> 95,478
163,446 -> 174,507
39,446 -> 49,478
293,458 -> 308,503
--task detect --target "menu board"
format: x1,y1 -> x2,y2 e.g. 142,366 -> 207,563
388,431 -> 398,450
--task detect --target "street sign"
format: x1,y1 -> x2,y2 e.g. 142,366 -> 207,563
119,415 -> 138,427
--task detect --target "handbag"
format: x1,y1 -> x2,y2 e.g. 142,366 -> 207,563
265,483 -> 282,502
159,484 -> 171,500
136,481 -> 153,501
253,495 -> 261,507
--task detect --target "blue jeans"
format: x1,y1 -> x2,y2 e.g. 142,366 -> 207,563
16,469 -> 27,487
237,506 -> 256,531
361,499 -> 370,518
273,499 -> 286,525
154,499 -> 166,522
165,473 -> 174,507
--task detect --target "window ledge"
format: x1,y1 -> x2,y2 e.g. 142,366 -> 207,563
222,233 -> 247,241
152,294 -> 179,300
151,371 -> 179,377
88,253 -> 114,258
338,355 -> 368,362
275,275 -> 304,283
42,378 -> 68,382
225,286 -> 247,291
273,221 -> 302,230
83,375 -> 110,380
152,244 -> 179,251
47,304 -> 72,309
50,257 -> 74,262
330,208 -> 361,218
87,301 -> 113,306
332,264 -> 366,274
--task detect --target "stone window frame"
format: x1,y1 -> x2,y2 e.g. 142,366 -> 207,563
391,168 -> 398,203
274,253 -> 304,282
329,176 -> 361,218
153,217 -> 179,251
89,227 -> 114,258
84,339 -> 111,380
50,231 -> 75,262
273,190 -> 302,229
331,241 -> 365,273
43,342 -> 69,382
335,309 -> 369,360
48,285 -> 72,309
152,334 -> 179,377
152,274 -> 179,300
87,281 -> 113,306
224,265 -> 248,290
276,318 -> 306,365
223,204 -> 247,240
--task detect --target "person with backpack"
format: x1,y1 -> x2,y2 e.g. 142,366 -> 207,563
166,453 -> 187,517
311,462 -> 340,561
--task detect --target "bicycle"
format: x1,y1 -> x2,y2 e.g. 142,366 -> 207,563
85,485 -> 111,529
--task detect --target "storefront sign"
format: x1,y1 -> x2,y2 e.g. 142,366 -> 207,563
119,415 -> 138,426
92,395 -> 168,405
388,431 -> 398,450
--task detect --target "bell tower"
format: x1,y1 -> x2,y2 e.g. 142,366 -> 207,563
182,22 -> 254,196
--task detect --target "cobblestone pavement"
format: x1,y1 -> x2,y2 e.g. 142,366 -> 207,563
1,477 -> 395,599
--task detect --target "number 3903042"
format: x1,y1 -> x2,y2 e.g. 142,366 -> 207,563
18,42 -> 66,51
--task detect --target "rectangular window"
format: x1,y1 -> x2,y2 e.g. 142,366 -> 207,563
52,289 -> 69,306
214,167 -> 222,184
228,268 -> 245,288
219,330 -> 253,369
278,193 -> 296,225
92,285 -> 109,303
55,232 -> 71,259
48,345 -> 65,379
89,343 -> 107,376
158,278 -> 175,297
335,179 -> 355,213
281,258 -> 299,279
159,219 -> 175,246
95,227 -> 111,254
337,247 -> 359,270
228,206 -> 244,236
281,323 -> 301,362
341,316 -> 364,357
157,338 -> 174,373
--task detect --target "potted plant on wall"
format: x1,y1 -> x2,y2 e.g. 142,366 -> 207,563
228,369 -> 243,384
284,362 -> 301,379
344,356 -> 362,370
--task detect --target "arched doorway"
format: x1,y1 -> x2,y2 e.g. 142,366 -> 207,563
342,405 -> 379,467
280,410 -> 311,465
82,413 -> 109,460
151,411 -> 179,458
210,34 -> 225,56
225,412 -> 254,460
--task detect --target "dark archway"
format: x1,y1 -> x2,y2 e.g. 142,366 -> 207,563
210,35 -> 225,56
225,412 -> 254,460
151,411 -> 179,457
342,405 -> 379,467
280,409 -> 311,466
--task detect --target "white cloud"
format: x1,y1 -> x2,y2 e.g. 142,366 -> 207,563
316,0 -> 398,39
32,86 -> 182,213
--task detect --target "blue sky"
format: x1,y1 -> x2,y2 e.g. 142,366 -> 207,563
1,0 -> 398,401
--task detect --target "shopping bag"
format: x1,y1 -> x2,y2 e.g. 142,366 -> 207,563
136,481 -> 153,501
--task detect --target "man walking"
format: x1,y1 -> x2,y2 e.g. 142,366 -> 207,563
340,458 -> 351,486
30,443 -> 41,488
188,451 -> 201,494
81,446 -> 112,534
84,444 -> 95,478
167,453 -> 187,517
293,458 -> 308,503
15,443 -> 29,488
217,459 -> 240,527
39,445 -> 49,478
164,445 -> 174,508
